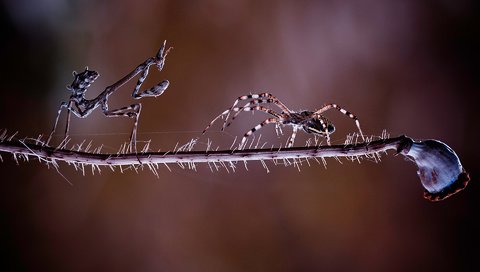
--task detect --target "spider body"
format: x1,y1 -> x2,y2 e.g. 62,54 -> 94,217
48,41 -> 172,152
292,111 -> 336,135
203,93 -> 364,148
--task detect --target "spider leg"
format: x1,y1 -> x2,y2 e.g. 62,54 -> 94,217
314,103 -> 365,141
202,109 -> 230,134
224,105 -> 283,128
239,117 -> 280,149
235,93 -> 291,112
318,117 -> 331,145
224,93 -> 291,129
287,126 -> 299,148
224,98 -> 284,128
102,102 -> 142,153
202,105 -> 283,135
275,123 -> 284,136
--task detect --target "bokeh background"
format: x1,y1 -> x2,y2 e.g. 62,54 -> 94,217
1,0 -> 479,271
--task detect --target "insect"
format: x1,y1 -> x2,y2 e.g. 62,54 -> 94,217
203,92 -> 365,148
47,40 -> 172,152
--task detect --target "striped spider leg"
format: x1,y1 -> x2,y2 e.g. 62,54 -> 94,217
312,103 -> 365,143
202,92 -> 291,134
222,92 -> 291,130
203,93 -> 365,149
47,40 -> 172,152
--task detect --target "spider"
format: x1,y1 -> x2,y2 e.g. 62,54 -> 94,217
202,92 -> 365,148
47,40 -> 172,152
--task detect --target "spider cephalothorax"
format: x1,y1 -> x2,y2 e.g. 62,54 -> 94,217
295,111 -> 336,135
203,93 -> 364,148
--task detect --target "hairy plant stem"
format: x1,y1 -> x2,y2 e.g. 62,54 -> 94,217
1,135 -> 408,165
0,134 -> 470,201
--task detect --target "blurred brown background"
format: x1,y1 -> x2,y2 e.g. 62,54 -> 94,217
1,0 -> 479,271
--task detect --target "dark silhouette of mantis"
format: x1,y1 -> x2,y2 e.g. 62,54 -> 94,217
48,41 -> 172,152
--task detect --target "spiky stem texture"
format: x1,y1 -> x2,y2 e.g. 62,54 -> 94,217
0,133 -> 470,201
